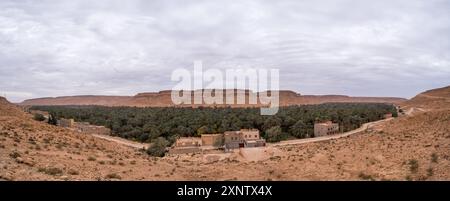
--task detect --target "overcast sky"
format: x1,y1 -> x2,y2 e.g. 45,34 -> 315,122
1,0 -> 449,102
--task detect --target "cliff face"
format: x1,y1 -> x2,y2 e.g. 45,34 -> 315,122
20,89 -> 406,107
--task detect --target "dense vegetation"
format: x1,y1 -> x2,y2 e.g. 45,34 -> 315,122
32,103 -> 396,143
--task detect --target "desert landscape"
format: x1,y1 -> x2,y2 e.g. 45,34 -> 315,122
1,86 -> 448,181
19,89 -> 406,107
1,0 -> 449,186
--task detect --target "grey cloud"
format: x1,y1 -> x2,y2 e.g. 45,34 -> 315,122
0,0 -> 449,102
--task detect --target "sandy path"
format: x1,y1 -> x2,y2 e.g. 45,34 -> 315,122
270,118 -> 394,147
91,134 -> 150,150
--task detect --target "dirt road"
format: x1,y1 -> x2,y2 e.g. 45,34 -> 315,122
91,134 -> 150,150
270,118 -> 394,147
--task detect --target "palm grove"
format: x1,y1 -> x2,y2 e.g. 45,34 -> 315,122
32,103 -> 396,146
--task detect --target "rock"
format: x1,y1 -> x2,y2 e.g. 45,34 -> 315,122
15,157 -> 24,163
22,158 -> 35,167
374,154 -> 385,162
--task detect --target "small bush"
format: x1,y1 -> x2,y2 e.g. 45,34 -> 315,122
105,173 -> 121,180
87,156 -> 96,161
431,153 -> 438,163
146,137 -> 169,157
38,167 -> 63,176
33,114 -> 46,121
358,172 -> 375,181
9,151 -> 21,159
408,159 -> 419,173
426,168 -> 434,177
405,175 -> 412,181
68,169 -> 79,175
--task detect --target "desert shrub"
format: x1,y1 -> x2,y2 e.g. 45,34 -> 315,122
358,172 -> 375,181
146,137 -> 169,157
427,168 -> 434,177
87,156 -> 96,161
9,151 -> 21,159
33,113 -> 46,121
38,167 -> 63,176
105,173 -> 121,179
408,159 -> 419,173
68,169 -> 79,175
431,153 -> 438,163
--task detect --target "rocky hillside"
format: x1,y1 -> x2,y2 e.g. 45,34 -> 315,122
401,86 -> 450,110
0,97 -> 177,180
20,89 -> 406,107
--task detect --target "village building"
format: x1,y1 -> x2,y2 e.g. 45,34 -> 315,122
314,121 -> 339,137
223,129 -> 266,150
240,129 -> 266,147
170,129 -> 266,154
57,118 -> 74,128
224,131 -> 244,149
169,137 -> 202,154
201,134 -> 223,147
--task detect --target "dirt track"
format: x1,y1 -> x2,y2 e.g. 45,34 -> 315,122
91,134 -> 150,150
270,118 -> 394,147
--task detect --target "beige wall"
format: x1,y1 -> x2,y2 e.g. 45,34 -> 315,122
58,119 -> 74,128
314,123 -> 339,137
241,129 -> 259,140
201,134 -> 223,146
175,137 -> 201,147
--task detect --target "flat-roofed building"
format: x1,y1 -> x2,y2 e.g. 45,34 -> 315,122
201,134 -> 223,147
57,118 -> 74,128
223,129 -> 265,149
169,137 -> 202,154
224,131 -> 244,149
314,121 -> 339,137
240,129 -> 260,140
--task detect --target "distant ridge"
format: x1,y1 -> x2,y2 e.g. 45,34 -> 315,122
20,89 -> 406,107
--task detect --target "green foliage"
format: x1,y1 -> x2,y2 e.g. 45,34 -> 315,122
146,137 -> 169,157
265,126 -> 282,142
33,113 -> 46,121
31,103 -> 396,143
290,120 -> 309,138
